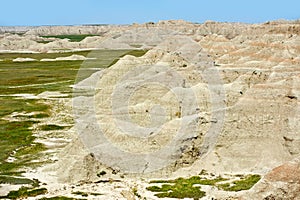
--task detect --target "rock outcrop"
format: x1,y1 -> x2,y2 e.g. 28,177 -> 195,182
243,158 -> 300,199
40,54 -> 95,61
1,20 -> 300,53
12,57 -> 37,62
1,19 -> 299,199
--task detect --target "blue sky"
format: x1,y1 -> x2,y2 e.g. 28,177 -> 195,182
1,0 -> 300,26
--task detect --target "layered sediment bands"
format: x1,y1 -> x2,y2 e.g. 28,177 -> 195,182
1,19 -> 300,52
72,39 -> 218,175
1,20 -> 299,199
196,22 -> 300,174
52,20 -> 299,180
243,158 -> 300,199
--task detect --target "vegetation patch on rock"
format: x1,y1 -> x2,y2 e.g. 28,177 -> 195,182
0,186 -> 47,199
147,173 -> 261,199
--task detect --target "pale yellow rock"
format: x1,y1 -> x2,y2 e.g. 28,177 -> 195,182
1,19 -> 299,199
13,57 -> 36,62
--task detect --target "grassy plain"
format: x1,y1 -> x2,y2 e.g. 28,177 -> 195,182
40,34 -> 99,42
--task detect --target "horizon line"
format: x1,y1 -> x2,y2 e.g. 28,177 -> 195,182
1,18 -> 299,27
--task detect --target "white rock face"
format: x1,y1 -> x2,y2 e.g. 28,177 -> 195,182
1,20 -> 299,199
1,20 -> 299,53
40,54 -> 95,61
243,158 -> 300,199
54,22 -> 300,200
12,57 -> 37,62
0,26 -> 32,33
72,38 -> 218,175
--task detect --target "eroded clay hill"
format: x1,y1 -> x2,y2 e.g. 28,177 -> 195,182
1,20 -> 299,199
50,20 -> 300,199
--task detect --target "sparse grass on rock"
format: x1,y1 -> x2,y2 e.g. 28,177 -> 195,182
72,191 -> 102,197
0,186 -> 47,199
218,174 -> 261,191
147,176 -> 218,199
0,175 -> 36,185
147,173 -> 261,198
71,191 -> 88,197
39,197 -> 85,200
39,124 -> 67,131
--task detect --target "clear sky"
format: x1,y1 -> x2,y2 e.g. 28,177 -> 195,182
1,0 -> 300,26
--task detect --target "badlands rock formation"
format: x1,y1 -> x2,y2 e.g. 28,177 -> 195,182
59,20 -> 300,199
1,20 -> 299,199
40,54 -> 95,61
1,19 -> 299,53
243,158 -> 300,199
0,26 -> 33,33
73,36 -> 220,174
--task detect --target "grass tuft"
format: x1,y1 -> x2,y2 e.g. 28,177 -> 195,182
147,174 -> 260,198
39,124 -> 67,131
71,191 -> 88,197
0,175 -> 35,185
0,186 -> 47,199
71,191 -> 102,197
218,174 -> 261,191
147,176 -> 210,199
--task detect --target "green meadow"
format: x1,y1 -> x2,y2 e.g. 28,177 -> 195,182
40,34 -> 100,42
